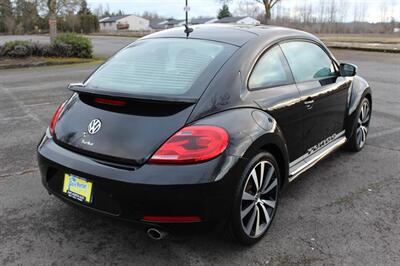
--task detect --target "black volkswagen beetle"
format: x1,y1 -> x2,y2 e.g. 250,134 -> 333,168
37,25 -> 372,245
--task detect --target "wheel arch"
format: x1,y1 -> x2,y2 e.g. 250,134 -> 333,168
241,130 -> 290,188
345,76 -> 372,139
261,143 -> 287,189
190,108 -> 291,186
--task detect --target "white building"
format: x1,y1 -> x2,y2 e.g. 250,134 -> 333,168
150,19 -> 185,29
99,15 -> 150,32
190,18 -> 218,25
215,16 -> 260,25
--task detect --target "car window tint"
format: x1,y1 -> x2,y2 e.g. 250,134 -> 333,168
85,39 -> 233,98
280,41 -> 336,82
249,46 -> 292,89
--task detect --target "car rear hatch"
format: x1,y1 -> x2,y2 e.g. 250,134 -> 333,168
52,38 -> 238,166
54,92 -> 195,166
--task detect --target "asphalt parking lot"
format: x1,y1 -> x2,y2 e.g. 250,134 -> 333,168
0,48 -> 399,265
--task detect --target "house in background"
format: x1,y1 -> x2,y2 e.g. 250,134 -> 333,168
190,18 -> 218,25
149,19 -> 167,30
215,16 -> 260,25
99,15 -> 150,32
149,16 -> 260,30
150,18 -> 185,29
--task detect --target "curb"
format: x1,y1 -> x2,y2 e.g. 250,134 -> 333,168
0,59 -> 103,70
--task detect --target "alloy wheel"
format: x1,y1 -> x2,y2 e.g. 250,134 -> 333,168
356,99 -> 370,148
240,161 -> 278,238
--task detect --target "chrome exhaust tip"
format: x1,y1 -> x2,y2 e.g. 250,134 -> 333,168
147,228 -> 167,240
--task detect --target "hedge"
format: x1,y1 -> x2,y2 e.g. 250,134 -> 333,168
0,33 -> 93,58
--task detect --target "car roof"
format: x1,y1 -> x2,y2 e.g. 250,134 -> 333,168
141,24 -> 318,47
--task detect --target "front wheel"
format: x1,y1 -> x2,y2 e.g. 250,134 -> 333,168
346,97 -> 371,152
229,152 -> 280,245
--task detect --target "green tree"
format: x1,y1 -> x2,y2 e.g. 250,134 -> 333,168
0,0 -> 15,33
218,4 -> 232,19
79,13 -> 99,33
15,0 -> 40,33
77,0 -> 98,33
78,0 -> 90,15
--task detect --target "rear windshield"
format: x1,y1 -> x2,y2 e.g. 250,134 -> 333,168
85,38 -> 237,100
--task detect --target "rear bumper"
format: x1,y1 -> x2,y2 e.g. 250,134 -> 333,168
37,132 -> 247,226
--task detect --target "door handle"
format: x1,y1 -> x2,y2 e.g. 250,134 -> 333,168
304,99 -> 314,110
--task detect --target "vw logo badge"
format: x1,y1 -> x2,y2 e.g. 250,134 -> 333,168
88,119 -> 102,135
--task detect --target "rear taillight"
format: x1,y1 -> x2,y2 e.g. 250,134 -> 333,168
49,101 -> 66,136
149,125 -> 229,164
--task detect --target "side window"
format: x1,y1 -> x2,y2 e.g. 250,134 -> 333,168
248,46 -> 293,90
280,41 -> 337,83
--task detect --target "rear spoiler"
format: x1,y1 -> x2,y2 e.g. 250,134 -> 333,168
68,83 -> 198,104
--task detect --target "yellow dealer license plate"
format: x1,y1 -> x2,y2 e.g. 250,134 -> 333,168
63,174 -> 93,204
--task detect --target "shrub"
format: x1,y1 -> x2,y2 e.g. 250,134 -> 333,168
0,33 -> 93,59
8,45 -> 30,57
1,40 -> 33,57
53,32 -> 93,58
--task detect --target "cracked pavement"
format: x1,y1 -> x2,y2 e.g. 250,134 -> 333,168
0,48 -> 399,265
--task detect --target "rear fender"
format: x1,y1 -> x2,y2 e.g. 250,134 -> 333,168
192,108 -> 289,185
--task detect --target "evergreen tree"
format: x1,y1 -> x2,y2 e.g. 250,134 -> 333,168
77,0 -> 99,33
78,0 -> 91,15
0,0 -> 14,33
15,0 -> 40,33
218,4 -> 232,19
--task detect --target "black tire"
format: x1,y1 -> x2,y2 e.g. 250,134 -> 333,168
228,151 -> 280,245
346,97 -> 371,152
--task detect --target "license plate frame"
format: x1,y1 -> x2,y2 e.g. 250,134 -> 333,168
62,174 -> 93,204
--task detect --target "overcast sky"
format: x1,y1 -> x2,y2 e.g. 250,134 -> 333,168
87,0 -> 400,23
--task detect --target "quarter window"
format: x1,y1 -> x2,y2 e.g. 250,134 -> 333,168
248,46 -> 293,90
280,41 -> 337,82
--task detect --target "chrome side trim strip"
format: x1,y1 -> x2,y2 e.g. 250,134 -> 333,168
289,130 -> 345,168
288,136 -> 347,182
289,153 -> 308,168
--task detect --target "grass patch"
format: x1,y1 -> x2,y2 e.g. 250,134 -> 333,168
0,56 -> 104,70
318,34 -> 400,53
318,34 -> 400,44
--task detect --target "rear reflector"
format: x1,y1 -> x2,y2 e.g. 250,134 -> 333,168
95,97 -> 126,106
142,216 -> 202,223
149,125 -> 229,164
49,101 -> 66,135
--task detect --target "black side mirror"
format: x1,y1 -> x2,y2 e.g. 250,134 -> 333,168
340,63 -> 357,77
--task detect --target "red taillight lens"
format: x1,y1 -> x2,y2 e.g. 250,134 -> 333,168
49,101 -> 66,135
149,125 -> 229,164
95,97 -> 126,106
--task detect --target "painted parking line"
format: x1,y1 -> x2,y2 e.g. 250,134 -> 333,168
0,115 -> 31,122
